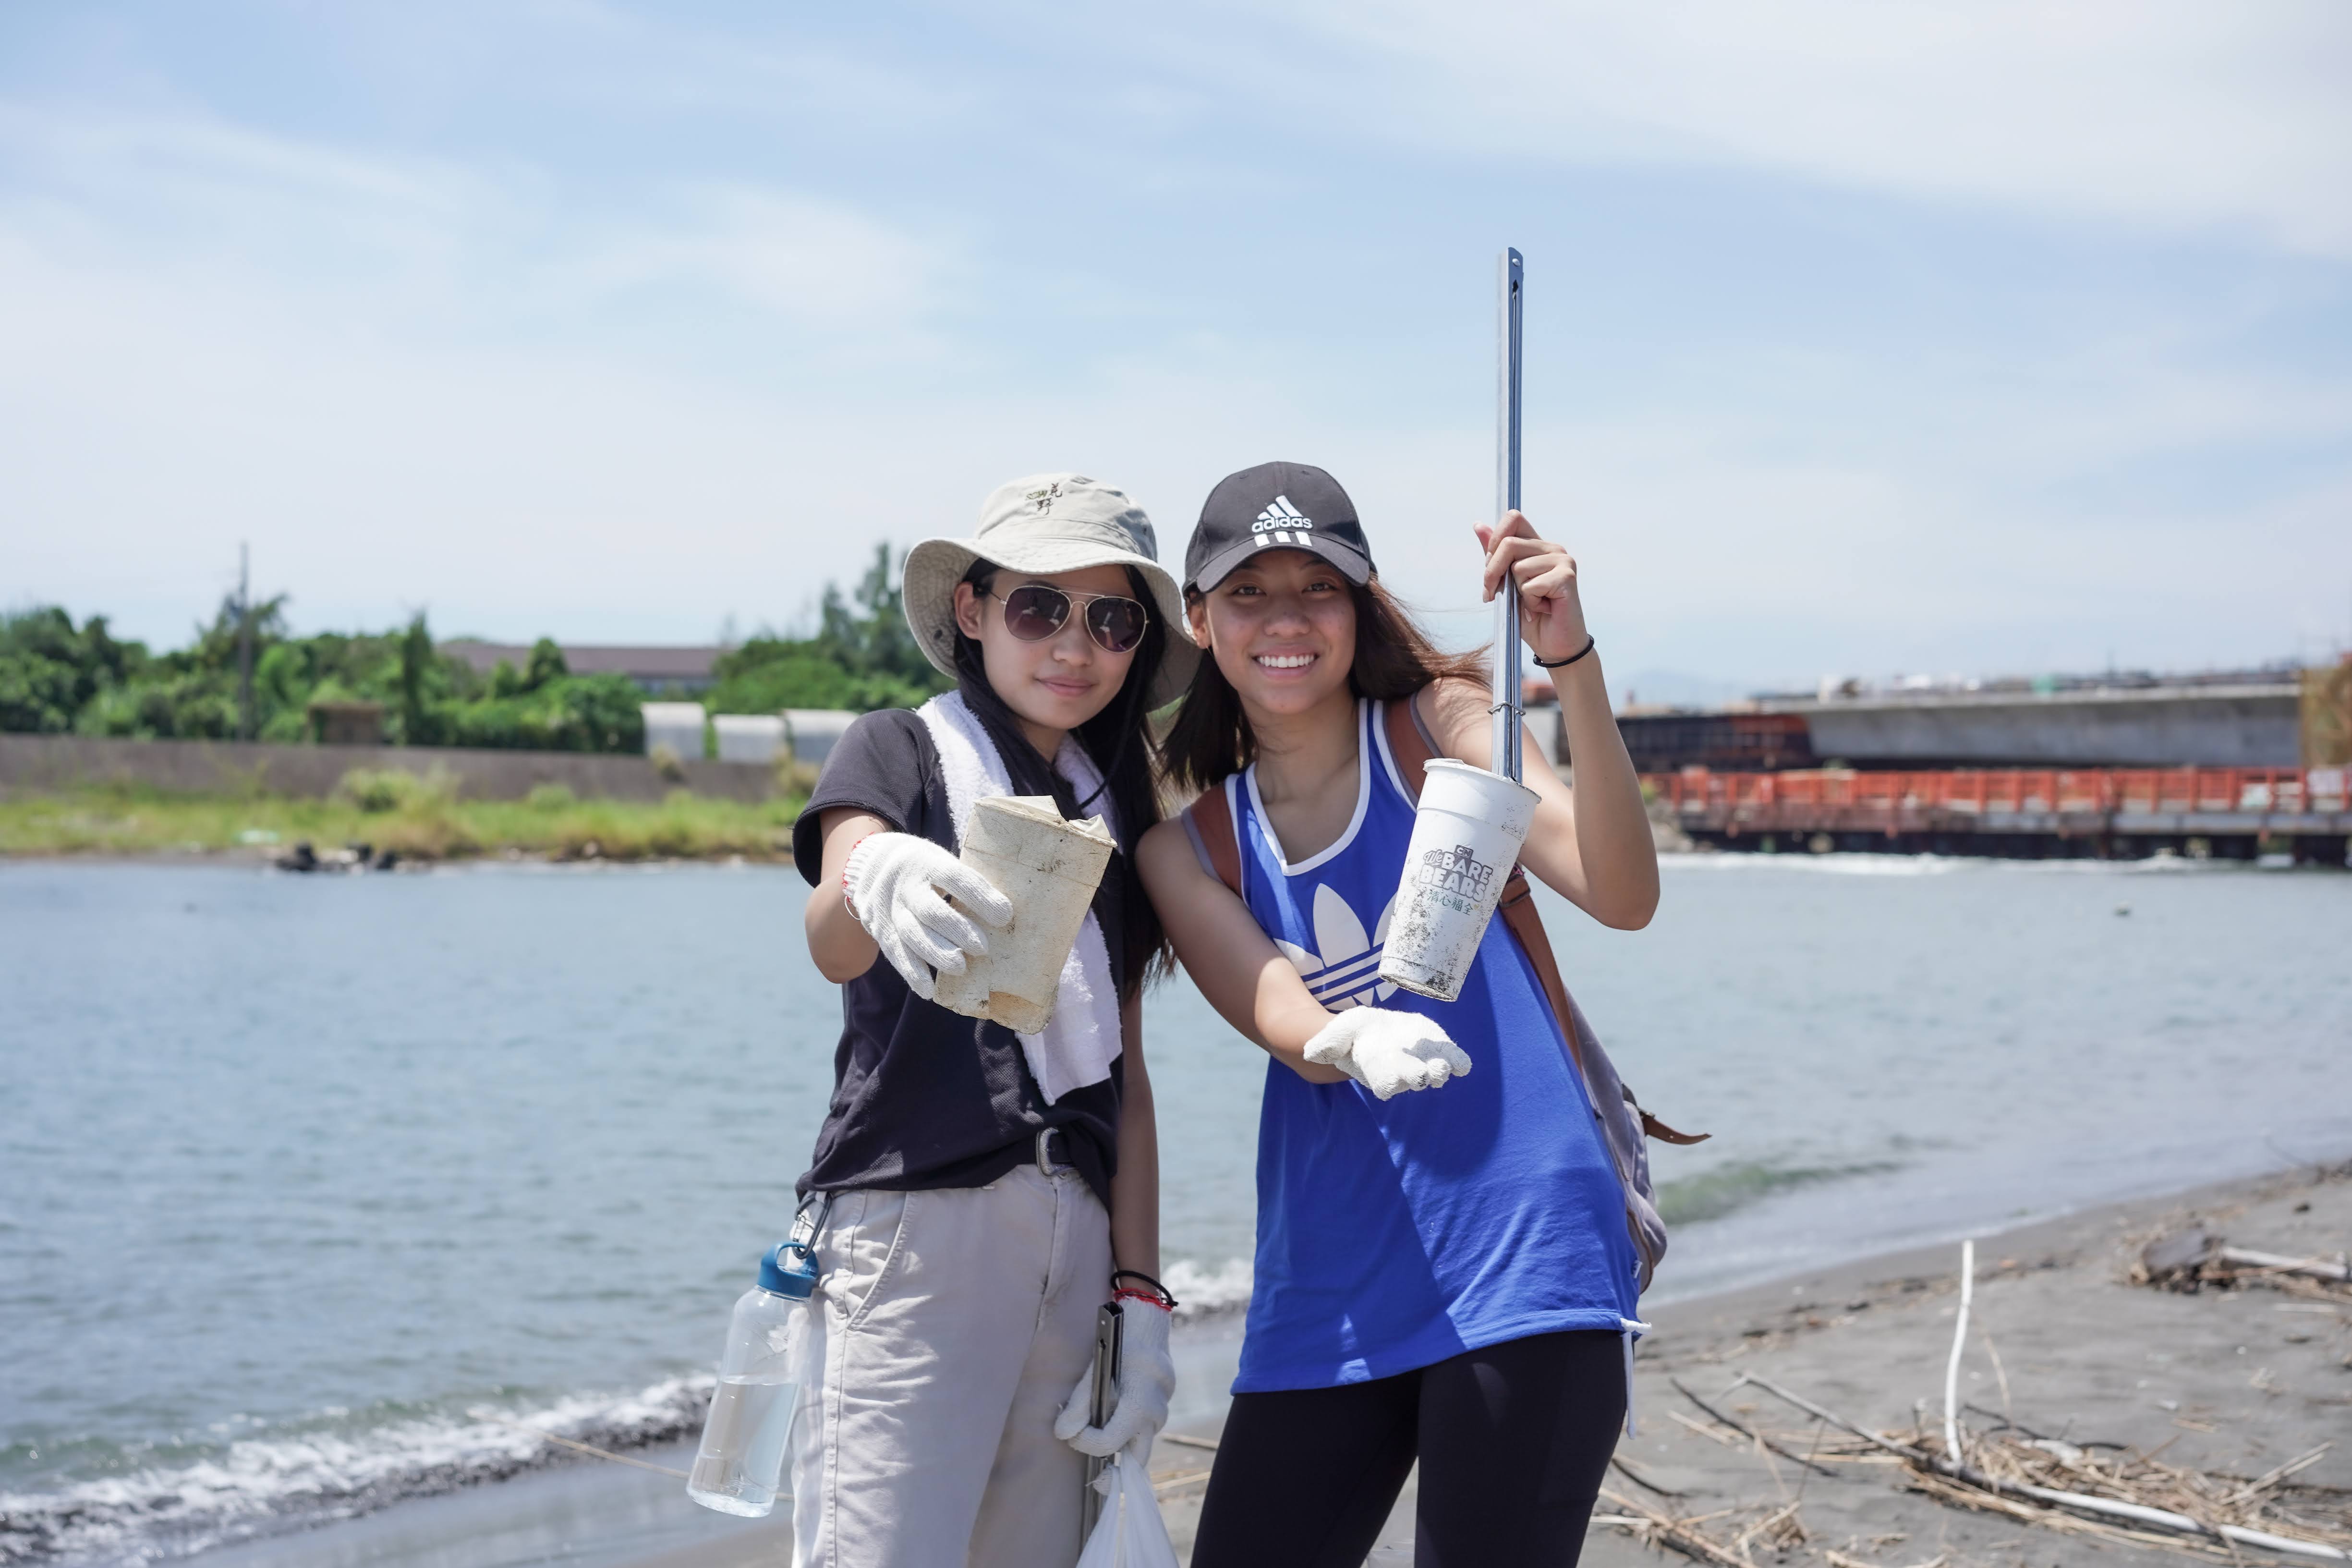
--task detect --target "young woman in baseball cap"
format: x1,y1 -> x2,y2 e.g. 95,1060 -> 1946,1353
787,473 -> 1195,1568
1139,461 -> 1662,1567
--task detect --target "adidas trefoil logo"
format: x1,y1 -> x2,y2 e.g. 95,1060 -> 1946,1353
1251,494 -> 1312,543
1274,883 -> 1397,1011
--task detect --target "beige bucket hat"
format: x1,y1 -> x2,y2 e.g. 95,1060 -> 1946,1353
902,473 -> 1200,709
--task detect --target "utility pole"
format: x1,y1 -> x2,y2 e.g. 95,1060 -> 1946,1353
237,543 -> 255,742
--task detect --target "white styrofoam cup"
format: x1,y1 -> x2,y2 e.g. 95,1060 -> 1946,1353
1377,759 -> 1540,1002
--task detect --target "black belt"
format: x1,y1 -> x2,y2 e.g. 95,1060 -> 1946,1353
1035,1127 -> 1075,1176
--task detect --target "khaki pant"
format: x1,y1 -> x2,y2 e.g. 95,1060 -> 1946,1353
790,1163 -> 1113,1568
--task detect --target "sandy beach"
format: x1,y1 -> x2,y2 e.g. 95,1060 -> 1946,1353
764,1163 -> 2350,1568
179,1157 -> 2350,1568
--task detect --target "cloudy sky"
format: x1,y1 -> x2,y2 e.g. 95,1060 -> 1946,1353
4,1 -> 2348,696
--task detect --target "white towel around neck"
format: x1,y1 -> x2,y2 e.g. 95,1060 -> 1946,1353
917,692 -> 1123,1104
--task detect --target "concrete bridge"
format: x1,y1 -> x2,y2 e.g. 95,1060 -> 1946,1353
1767,682 -> 2302,769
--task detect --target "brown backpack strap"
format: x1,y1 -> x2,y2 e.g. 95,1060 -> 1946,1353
1381,693 -> 1436,798
1489,775 -> 1714,1151
1495,869 -> 1587,1081
1640,1110 -> 1709,1146
1182,779 -> 1245,899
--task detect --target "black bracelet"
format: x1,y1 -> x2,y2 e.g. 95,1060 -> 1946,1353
1534,635 -> 1596,670
1111,1268 -> 1179,1308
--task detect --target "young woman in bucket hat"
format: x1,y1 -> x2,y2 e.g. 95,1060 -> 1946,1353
1138,462 -> 1661,1567
787,473 -> 1197,1568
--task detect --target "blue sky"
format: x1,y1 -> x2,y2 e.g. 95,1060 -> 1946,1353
3,1 -> 2348,696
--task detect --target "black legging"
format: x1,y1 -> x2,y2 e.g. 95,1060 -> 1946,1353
1189,1329 -> 1626,1568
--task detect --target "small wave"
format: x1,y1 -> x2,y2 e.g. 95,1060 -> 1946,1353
1163,1257 -> 1252,1319
1663,853 -> 1965,876
1664,850 -> 2293,879
0,1376 -> 709,1567
1656,1158 -> 1902,1226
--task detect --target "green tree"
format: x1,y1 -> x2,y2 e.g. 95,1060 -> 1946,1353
442,672 -> 644,752
523,637 -> 568,691
709,543 -> 948,716
398,615 -> 437,745
0,608 -> 143,732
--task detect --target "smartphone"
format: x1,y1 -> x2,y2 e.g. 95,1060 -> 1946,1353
1079,1301 -> 1124,1538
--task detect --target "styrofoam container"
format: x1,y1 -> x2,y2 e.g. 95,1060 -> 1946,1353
780,710 -> 857,768
712,714 -> 786,764
641,702 -> 707,759
1377,759 -> 1540,1002
932,795 -> 1115,1033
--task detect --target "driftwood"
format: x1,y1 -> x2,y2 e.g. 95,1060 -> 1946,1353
1941,1238 -> 1975,1462
1729,1373 -> 2351,1562
1151,1466 -> 1212,1497
1670,1377 -> 1838,1477
1151,1431 -> 1219,1496
1611,1452 -> 1694,1497
1594,1485 -> 1804,1568
2219,1247 -> 2352,1283
2139,1228 -> 2352,1292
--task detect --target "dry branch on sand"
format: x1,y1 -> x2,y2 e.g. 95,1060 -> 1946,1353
2136,1227 -> 2352,1301
1594,1486 -> 1811,1568
1613,1226 -> 2351,1568
1725,1372 -> 2352,1563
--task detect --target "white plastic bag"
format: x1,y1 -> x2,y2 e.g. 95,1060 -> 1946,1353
1076,1454 -> 1179,1568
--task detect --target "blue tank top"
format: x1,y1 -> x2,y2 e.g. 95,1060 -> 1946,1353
1226,699 -> 1641,1392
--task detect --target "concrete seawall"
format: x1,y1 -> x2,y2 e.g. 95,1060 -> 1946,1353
1782,683 -> 2301,767
0,734 -> 780,803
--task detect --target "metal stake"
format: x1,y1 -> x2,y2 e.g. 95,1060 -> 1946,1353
1491,248 -> 1525,783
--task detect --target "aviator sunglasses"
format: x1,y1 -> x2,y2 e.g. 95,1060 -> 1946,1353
982,583 -> 1150,655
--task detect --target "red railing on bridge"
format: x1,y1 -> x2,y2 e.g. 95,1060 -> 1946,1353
1643,766 -> 2351,819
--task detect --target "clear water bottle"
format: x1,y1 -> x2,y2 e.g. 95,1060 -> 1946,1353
687,1240 -> 818,1518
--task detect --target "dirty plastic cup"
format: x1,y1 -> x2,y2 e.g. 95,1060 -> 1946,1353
1377,760 -> 1540,1003
933,795 -> 1115,1033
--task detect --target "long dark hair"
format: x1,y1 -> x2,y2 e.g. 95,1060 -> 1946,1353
1161,573 -> 1485,794
953,561 -> 1170,996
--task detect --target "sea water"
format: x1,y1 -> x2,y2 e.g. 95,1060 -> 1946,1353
2,856 -> 2348,1565
685,1376 -> 797,1517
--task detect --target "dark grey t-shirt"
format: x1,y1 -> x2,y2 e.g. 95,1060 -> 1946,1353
789,709 -> 1121,1209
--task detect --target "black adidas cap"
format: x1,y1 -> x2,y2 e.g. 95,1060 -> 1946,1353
1184,461 -> 1376,593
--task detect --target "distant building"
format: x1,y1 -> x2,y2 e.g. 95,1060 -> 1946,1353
441,641 -> 724,694
307,700 -> 385,746
1617,709 -> 1815,773
640,703 -> 707,760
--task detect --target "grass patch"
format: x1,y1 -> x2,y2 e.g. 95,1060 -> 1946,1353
0,776 -> 805,862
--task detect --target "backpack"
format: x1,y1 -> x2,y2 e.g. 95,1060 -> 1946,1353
1180,693 -> 1705,1291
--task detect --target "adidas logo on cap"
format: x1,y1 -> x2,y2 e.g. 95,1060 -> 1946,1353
1251,494 -> 1312,545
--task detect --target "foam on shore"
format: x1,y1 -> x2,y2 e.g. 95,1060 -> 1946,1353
0,1378 -> 710,1566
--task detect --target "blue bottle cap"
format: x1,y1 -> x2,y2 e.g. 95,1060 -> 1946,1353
757,1240 -> 818,1300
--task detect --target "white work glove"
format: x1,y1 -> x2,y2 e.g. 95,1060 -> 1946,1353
1303,1007 -> 1472,1100
842,831 -> 1013,1000
1055,1298 -> 1174,1468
